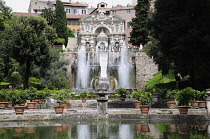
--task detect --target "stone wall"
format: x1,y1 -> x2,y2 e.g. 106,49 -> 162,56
59,52 -> 77,88
135,51 -> 158,90
66,37 -> 78,51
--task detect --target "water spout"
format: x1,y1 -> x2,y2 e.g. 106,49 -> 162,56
118,42 -> 133,89
76,45 -> 90,89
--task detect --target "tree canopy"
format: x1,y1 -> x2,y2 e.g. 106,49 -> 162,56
54,0 -> 68,46
147,0 -> 210,90
129,0 -> 150,46
2,16 -> 57,89
41,8 -> 55,26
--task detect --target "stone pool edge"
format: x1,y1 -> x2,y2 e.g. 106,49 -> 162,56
0,114 -> 210,122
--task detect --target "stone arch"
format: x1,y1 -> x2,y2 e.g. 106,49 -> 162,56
93,25 -> 112,35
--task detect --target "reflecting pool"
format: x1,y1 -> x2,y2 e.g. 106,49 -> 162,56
0,120 -> 209,139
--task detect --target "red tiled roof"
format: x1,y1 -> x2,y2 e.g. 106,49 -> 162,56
14,12 -> 40,17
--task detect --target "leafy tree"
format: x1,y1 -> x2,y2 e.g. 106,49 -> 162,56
54,0 -> 68,46
2,16 -> 57,89
147,0 -> 210,90
0,0 -> 13,81
0,0 -> 12,20
31,49 -> 68,89
67,27 -> 75,37
41,8 -> 55,26
129,0 -> 150,46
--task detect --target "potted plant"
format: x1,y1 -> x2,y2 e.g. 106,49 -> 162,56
196,90 -> 207,108
0,89 -> 8,109
25,87 -> 38,109
132,90 -> 142,108
88,91 -> 95,99
116,87 -> 128,102
139,91 -> 154,114
11,90 -> 28,115
53,89 -> 71,113
36,89 -> 50,104
165,90 -> 179,109
79,91 -> 88,103
176,87 -> 194,114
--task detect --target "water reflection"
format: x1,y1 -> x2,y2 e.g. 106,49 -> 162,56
0,121 -> 209,139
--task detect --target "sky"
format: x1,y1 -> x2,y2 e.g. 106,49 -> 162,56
5,0 -> 132,13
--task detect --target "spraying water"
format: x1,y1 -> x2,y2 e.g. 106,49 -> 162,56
118,42 -> 132,88
100,52 -> 108,77
76,45 -> 90,89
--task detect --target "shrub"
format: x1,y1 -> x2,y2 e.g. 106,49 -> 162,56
139,91 -> 154,105
116,87 -> 128,98
79,91 -> 88,99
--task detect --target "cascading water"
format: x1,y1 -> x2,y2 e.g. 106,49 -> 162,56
76,45 -> 90,89
100,52 -> 108,77
118,42 -> 133,89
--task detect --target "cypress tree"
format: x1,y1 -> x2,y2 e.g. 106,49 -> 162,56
129,0 -> 150,46
54,0 -> 68,46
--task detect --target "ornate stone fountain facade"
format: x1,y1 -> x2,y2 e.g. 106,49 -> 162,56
78,6 -> 126,51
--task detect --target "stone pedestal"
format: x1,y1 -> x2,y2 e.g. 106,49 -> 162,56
205,89 -> 210,115
97,97 -> 108,114
96,91 -> 109,120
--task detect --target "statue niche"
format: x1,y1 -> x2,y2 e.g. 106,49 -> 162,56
96,29 -> 108,51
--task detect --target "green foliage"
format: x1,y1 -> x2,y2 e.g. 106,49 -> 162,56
24,87 -> 38,101
116,87 -> 128,98
79,91 -> 88,99
8,89 -> 29,105
67,28 -> 75,37
2,15 -> 57,89
54,0 -> 68,46
53,89 -> 72,103
148,0 -> 210,90
129,0 -> 150,46
131,90 -> 144,99
29,77 -> 41,89
176,87 -> 195,106
53,38 -> 65,44
165,90 -> 179,100
31,49 -> 68,89
145,71 -> 175,92
41,8 -> 55,26
139,91 -> 154,105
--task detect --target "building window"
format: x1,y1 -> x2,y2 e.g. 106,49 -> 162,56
112,11 -> 116,14
127,22 -> 131,28
82,10 -> 86,14
73,9 -> 77,14
34,10 -> 38,13
66,9 -> 70,14
35,2 -> 37,5
101,5 -> 105,8
126,10 -> 131,14
67,20 -> 71,25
